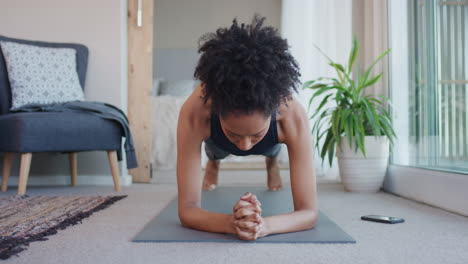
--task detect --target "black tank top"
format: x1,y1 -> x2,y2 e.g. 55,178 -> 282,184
209,112 -> 279,156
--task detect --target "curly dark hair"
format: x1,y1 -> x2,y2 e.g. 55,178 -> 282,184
194,14 -> 301,118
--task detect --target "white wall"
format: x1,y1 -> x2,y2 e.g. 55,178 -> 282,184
0,0 -> 127,107
154,0 -> 282,49
0,0 -> 130,185
152,0 -> 282,81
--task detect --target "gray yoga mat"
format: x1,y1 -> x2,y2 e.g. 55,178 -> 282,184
133,186 -> 355,243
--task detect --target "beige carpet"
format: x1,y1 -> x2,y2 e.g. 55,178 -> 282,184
1,172 -> 467,264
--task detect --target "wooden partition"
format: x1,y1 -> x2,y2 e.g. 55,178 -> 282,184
127,0 -> 153,183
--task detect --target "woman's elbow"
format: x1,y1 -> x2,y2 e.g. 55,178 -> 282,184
178,214 -> 189,227
303,209 -> 318,229
178,208 -> 193,228
178,201 -> 199,227
310,214 -> 318,229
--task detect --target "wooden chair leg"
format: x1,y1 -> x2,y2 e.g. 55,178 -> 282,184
107,151 -> 121,192
69,152 -> 78,186
18,153 -> 32,195
2,152 -> 14,192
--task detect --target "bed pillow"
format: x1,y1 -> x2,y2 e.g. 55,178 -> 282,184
0,40 -> 84,110
158,79 -> 197,97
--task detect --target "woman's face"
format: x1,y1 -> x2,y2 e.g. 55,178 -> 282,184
220,111 -> 270,151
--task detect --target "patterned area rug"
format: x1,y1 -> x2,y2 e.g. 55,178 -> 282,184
0,194 -> 127,260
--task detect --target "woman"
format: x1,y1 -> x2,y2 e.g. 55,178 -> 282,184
176,15 -> 318,241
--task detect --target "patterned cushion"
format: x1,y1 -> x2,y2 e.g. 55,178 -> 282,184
0,41 -> 84,110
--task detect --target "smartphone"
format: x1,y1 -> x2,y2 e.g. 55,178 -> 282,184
361,215 -> 405,224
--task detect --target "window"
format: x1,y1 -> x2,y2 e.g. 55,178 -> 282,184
389,0 -> 468,173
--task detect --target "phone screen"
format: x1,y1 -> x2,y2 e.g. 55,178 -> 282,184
362,215 -> 404,223
367,215 -> 394,221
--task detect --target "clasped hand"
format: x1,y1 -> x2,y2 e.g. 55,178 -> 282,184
232,192 -> 267,240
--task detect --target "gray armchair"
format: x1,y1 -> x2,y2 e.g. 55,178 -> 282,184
0,35 -> 125,195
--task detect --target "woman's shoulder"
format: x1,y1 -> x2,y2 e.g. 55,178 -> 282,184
179,83 -> 211,138
277,96 -> 306,121
277,96 -> 310,143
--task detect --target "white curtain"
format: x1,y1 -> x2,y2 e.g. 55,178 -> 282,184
281,0 -> 352,179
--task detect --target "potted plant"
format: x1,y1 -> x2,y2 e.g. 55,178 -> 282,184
303,37 -> 396,192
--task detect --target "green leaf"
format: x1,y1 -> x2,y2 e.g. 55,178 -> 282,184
330,110 -> 337,139
311,110 -> 333,141
379,116 -> 397,141
353,114 -> 366,157
348,35 -> 359,74
357,113 -> 366,137
330,63 -> 346,74
320,130 -> 334,166
360,49 -> 391,88
331,109 -> 342,149
333,67 -> 345,84
359,73 -> 383,93
311,94 -> 334,115
377,95 -> 390,102
352,115 -> 359,152
315,77 -> 341,84
309,86 -> 333,108
340,109 -> 351,151
345,109 -> 353,148
311,112 -> 324,136
317,129 -> 329,142
341,69 -> 354,84
382,124 -> 395,145
327,138 -> 335,167
366,96 -> 384,105
369,49 -> 391,72
315,130 -> 324,151
356,66 -> 362,88
311,113 -> 323,136
313,127 -> 322,152
302,80 -> 315,89
328,85 -> 353,98
310,106 -> 334,121
364,73 -> 383,87
362,100 -> 381,136
376,106 -> 391,118
330,78 -> 342,85
367,110 -> 381,136
341,71 -> 357,97
310,83 -> 328,89
308,88 -> 333,111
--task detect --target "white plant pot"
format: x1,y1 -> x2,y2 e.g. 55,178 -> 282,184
336,136 -> 389,192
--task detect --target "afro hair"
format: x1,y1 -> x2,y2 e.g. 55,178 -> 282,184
194,14 -> 301,118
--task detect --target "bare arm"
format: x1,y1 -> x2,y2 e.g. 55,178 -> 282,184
176,90 -> 237,235
262,98 -> 318,235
